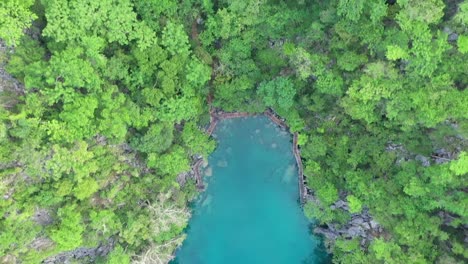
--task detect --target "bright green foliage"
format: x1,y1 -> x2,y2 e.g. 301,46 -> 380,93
57,95 -> 99,142
41,0 -> 156,47
347,195 -> 362,213
398,0 -> 445,24
257,77 -> 296,110
45,142 -> 98,182
131,123 -> 174,154
44,47 -> 101,92
315,72 -> 344,96
370,239 -> 404,263
287,2 -> 466,262
0,0 -> 36,46
1,0 -> 211,262
148,146 -> 190,177
337,0 -> 364,22
386,45 -> 409,60
450,152 -> 468,176
182,121 -> 216,157
1,0 -> 467,263
186,58 -> 212,89
455,1 -> 468,25
337,51 -> 367,71
49,205 -> 84,250
458,35 -> 468,54
96,87 -> 131,141
0,210 -> 40,257
73,178 -> 99,200
316,183 -> 339,206
5,37 -> 45,80
105,246 -> 130,264
89,210 -> 122,238
162,22 -> 190,56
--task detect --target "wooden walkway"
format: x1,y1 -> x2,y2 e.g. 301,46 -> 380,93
264,109 -> 287,129
265,109 -> 305,204
193,106 -> 306,204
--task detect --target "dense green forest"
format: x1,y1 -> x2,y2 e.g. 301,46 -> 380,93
0,0 -> 467,263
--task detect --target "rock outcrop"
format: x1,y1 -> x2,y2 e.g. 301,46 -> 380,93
43,238 -> 115,264
311,198 -> 383,251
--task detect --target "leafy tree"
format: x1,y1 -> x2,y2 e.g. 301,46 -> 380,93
148,146 -> 190,178
131,122 -> 174,154
1,0 -> 467,263
347,195 -> 362,213
0,0 -> 36,46
257,77 -> 296,110
49,205 -> 84,250
161,22 -> 190,56
458,35 -> 468,54
104,246 -> 131,264
182,121 -> 216,156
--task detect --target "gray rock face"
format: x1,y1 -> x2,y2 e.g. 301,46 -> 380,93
177,171 -> 190,186
350,217 -> 364,226
30,237 -> 55,251
433,148 -> 456,164
43,238 -> 115,264
314,227 -> 339,241
346,226 -> 365,238
331,200 -> 349,211
308,197 -> 382,252
416,155 -> 430,167
448,33 -> 459,42
0,41 -> 25,94
33,209 -> 53,226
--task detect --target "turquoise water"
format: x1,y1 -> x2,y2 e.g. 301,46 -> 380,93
173,117 -> 329,264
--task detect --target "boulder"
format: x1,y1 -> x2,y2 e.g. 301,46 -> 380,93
345,226 -> 365,238
314,227 -> 339,241
332,200 -> 350,211
370,219 -> 379,229
33,208 -> 53,226
416,155 -> 430,167
448,33 -> 459,42
350,217 -> 364,226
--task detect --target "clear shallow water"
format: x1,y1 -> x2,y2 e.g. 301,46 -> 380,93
172,117 -> 329,264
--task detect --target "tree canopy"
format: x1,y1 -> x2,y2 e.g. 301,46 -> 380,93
0,0 -> 467,263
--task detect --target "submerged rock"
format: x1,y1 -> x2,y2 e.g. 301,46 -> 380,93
204,166 -> 212,177
201,194 -> 212,207
345,226 -> 365,238
314,227 -> 339,241
217,160 -> 228,167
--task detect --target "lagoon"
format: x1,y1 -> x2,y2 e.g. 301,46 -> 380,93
172,117 -> 329,264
